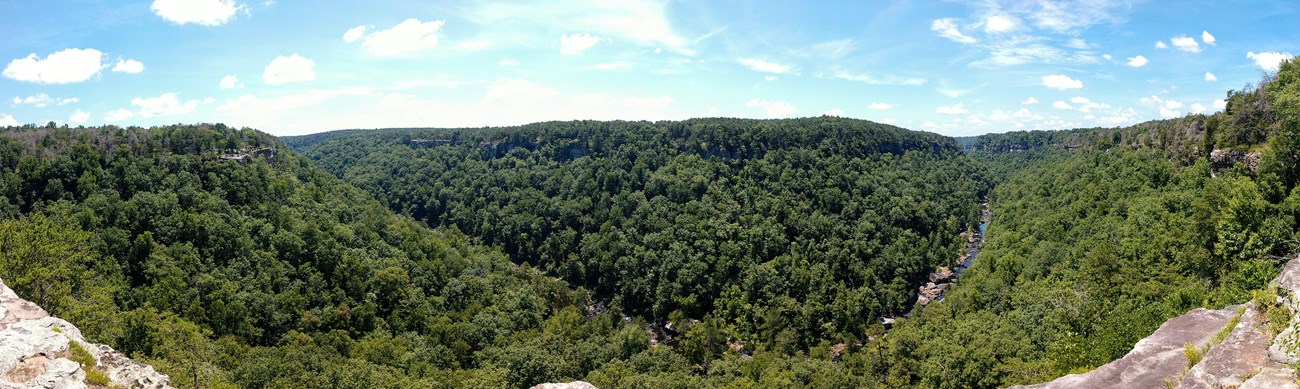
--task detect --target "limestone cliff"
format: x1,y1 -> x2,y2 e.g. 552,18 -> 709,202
1,279 -> 172,389
1013,257 -> 1300,389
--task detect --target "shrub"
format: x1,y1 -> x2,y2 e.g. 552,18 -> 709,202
1184,342 -> 1203,368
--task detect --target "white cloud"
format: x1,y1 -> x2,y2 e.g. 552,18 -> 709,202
984,15 -> 1017,33
1171,35 -> 1200,53
220,74 -> 242,88
560,33 -> 605,55
1103,54 -> 1113,61
105,108 -> 134,122
867,102 -> 894,110
1190,103 -> 1207,114
936,103 -> 967,115
467,1 -> 694,56
111,59 -> 144,73
151,0 -> 242,26
68,110 -> 90,124
1066,38 -> 1089,49
11,93 -> 78,107
936,82 -> 972,98
1053,100 -> 1073,110
745,98 -> 799,118
1021,97 -> 1039,105
263,54 -> 315,85
3,48 -> 103,84
739,58 -> 794,74
1069,97 -> 1111,113
1126,55 -> 1148,67
0,114 -> 17,126
1204,72 -> 1217,82
1246,51 -> 1294,72
1019,0 -> 1132,32
1042,74 -> 1083,89
343,25 -> 368,42
809,39 -> 857,59
358,19 -> 445,56
1213,99 -> 1226,110
764,75 -> 777,81
1164,100 -> 1183,110
824,108 -> 845,116
825,70 -> 926,85
1201,31 -> 1216,45
1159,108 -> 1180,118
932,18 -> 976,44
1092,107 -> 1140,126
988,110 -> 1010,121
132,92 -> 199,118
1155,41 -> 1168,49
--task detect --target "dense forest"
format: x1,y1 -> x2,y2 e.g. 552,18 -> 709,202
0,124 -> 652,388
859,58 -> 1300,387
2,60 -> 1298,388
295,117 -> 989,349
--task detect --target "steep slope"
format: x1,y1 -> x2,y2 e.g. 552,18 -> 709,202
0,124 -> 645,388
292,117 -> 990,355
2,278 -> 171,388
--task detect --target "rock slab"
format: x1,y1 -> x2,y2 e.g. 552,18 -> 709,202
1179,305 -> 1270,388
1012,305 -> 1241,389
1,278 -> 173,389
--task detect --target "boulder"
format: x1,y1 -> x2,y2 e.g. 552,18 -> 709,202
1,278 -> 173,389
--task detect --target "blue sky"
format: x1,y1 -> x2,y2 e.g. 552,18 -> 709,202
1,0 -> 1297,136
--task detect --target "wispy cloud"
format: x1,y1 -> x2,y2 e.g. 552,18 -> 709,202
739,58 -> 795,74
822,69 -> 926,85
932,18 -> 976,44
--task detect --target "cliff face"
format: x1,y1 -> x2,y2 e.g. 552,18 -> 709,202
1,279 -> 171,389
1014,258 -> 1300,389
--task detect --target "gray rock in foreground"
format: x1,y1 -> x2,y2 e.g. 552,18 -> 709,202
1,278 -> 173,389
1012,305 -> 1240,389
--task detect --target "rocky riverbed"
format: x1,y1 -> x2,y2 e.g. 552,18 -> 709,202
915,200 -> 991,309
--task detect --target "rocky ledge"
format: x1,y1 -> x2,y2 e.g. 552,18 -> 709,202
1,278 -> 172,389
1013,256 -> 1300,389
1209,149 -> 1261,176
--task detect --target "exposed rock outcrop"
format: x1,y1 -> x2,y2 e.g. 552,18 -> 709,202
1209,149 -> 1261,176
1014,255 -> 1300,389
1,279 -> 172,389
1015,305 -> 1241,389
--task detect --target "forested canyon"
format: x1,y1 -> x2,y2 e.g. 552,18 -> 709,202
2,58 -> 1300,389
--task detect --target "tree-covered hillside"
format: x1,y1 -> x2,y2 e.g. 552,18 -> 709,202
0,124 -> 654,388
858,58 -> 1300,388
295,117 -> 989,352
